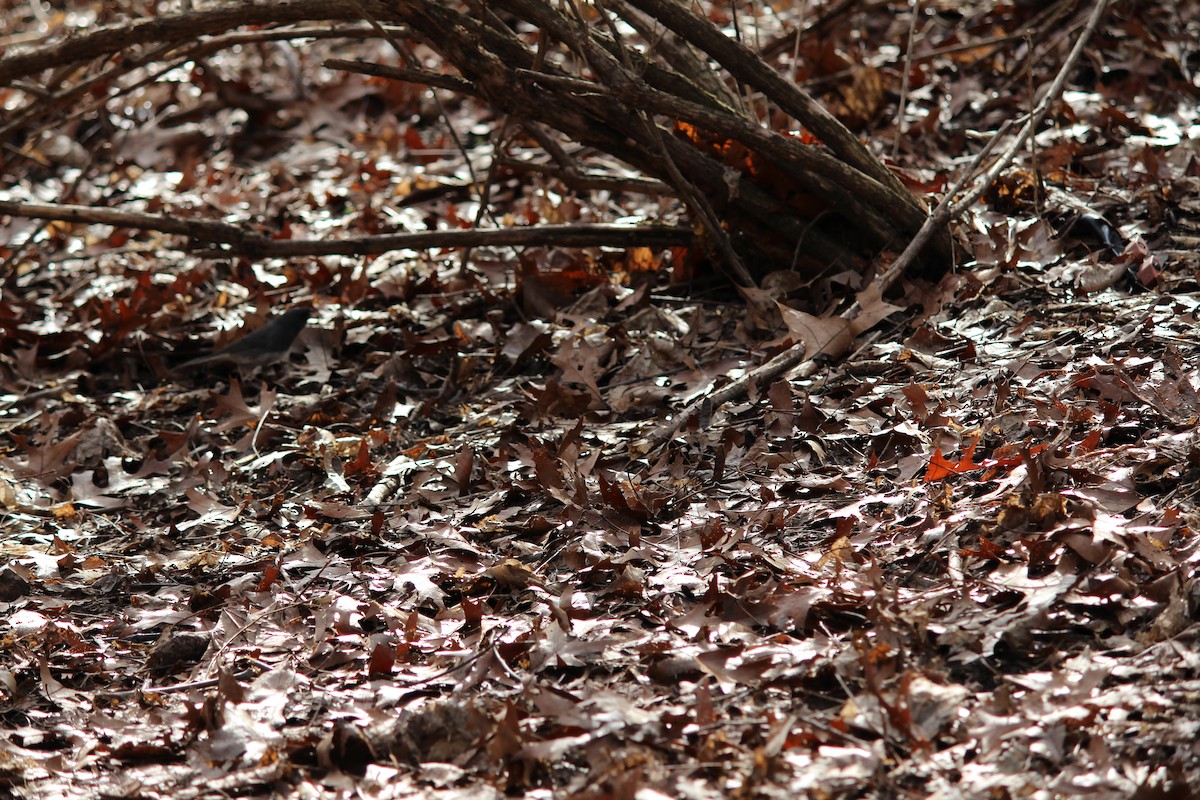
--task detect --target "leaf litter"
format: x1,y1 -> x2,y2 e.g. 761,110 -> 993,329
2,1 -> 1200,798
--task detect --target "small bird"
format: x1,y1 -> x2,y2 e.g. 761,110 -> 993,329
174,307 -> 312,371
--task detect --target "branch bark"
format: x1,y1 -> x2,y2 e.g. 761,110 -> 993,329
0,199 -> 692,256
1,0 -> 965,283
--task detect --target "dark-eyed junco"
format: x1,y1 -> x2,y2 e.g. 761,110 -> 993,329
174,307 -> 311,371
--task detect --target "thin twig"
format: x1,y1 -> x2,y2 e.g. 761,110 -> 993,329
880,0 -> 1112,282
0,1 -> 375,84
575,0 -> 755,286
891,0 -> 920,161
2,26 -> 407,143
325,58 -> 475,95
632,0 -> 1114,457
496,155 -> 673,195
343,0 -> 497,246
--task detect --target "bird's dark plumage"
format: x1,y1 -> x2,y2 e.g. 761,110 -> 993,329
175,307 -> 311,371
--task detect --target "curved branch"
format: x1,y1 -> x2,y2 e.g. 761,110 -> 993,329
0,0 -> 371,85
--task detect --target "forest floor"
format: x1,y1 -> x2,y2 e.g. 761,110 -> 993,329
2,1 -> 1200,798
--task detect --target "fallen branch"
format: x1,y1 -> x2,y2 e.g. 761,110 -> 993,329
0,1 -> 373,84
494,156 -> 674,196
0,199 -> 255,246
0,198 -> 692,257
2,26 -> 400,141
2,0 -> 965,282
194,223 -> 695,257
325,58 -> 476,96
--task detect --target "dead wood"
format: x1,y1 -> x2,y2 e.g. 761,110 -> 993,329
0,199 -> 691,257
0,0 -> 964,286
